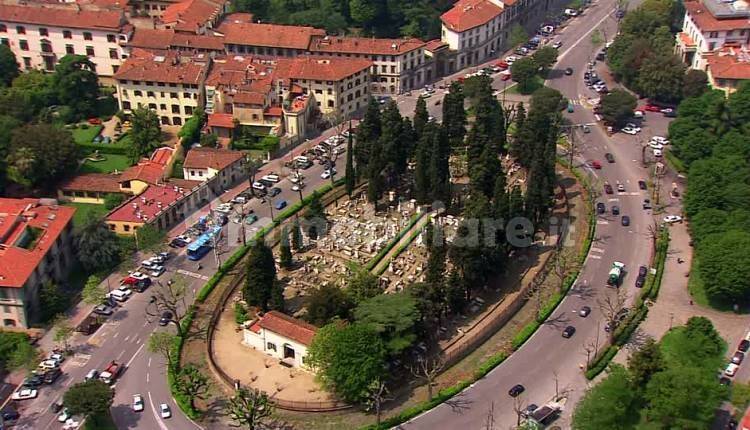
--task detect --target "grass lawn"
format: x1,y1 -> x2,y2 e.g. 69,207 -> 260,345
64,202 -> 108,227
71,125 -> 103,145
79,154 -> 131,174
83,412 -> 116,430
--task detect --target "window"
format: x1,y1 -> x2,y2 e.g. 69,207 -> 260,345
183,92 -> 191,98
267,342 -> 277,351
83,32 -> 92,41
184,106 -> 193,115
66,44 -> 75,55
19,40 -> 28,51
124,225 -> 130,232
327,99 -> 334,108
16,26 -> 25,35
709,31 -> 718,38
147,91 -> 155,97
327,88 -> 333,95
0,38 -> 7,46
170,92 -> 178,99
160,104 -> 166,110
173,117 -> 182,126
22,57 -> 31,68
86,46 -> 94,56
122,101 -> 131,110
109,49 -> 118,60
63,30 -> 72,39
112,65 -> 119,74
39,27 -> 48,37
0,24 -> 6,33
314,89 -> 322,94
134,90 -> 143,96
171,105 -> 180,114
107,34 -> 116,43
709,42 -> 716,51
727,30 -> 734,37
148,103 -> 157,110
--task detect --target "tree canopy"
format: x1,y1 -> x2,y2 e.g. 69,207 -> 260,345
600,89 -> 637,127
243,241 -> 278,311
63,380 -> 114,418
354,291 -> 419,356
6,124 -> 78,189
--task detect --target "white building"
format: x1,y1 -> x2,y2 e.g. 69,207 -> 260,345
676,0 -> 750,70
440,0 -> 507,71
182,147 -> 245,188
0,3 -> 130,84
242,311 -> 317,369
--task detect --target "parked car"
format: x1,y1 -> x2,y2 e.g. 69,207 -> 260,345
564,67 -> 573,75
725,363 -> 740,377
621,215 -> 630,226
159,311 -> 173,326
12,388 -> 38,401
261,174 -> 280,183
508,384 -> 525,397
57,408 -> 71,423
617,183 -> 625,192
596,202 -> 605,214
1,406 -> 20,422
739,339 -> 750,352
84,369 -> 99,381
245,214 -> 259,225
269,187 -> 282,197
275,200 -> 287,210
23,374 -> 44,388
562,325 -> 576,338
612,205 -> 620,216
661,108 -> 676,117
733,351 -> 745,365
621,126 -> 638,135
638,180 -> 647,190
44,368 -> 62,384
643,199 -> 652,210
604,183 -> 613,194
552,41 -> 562,49
644,104 -> 662,112
663,215 -> 683,224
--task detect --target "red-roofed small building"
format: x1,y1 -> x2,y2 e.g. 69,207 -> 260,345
440,0 -> 506,72
158,0 -> 228,34
0,198 -> 76,328
243,311 -> 318,369
182,147 -> 245,188
677,0 -> 750,71
705,46 -> 750,94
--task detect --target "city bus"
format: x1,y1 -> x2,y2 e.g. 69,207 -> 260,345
186,226 -> 222,261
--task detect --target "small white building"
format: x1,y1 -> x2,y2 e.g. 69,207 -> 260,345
182,147 -> 246,188
242,311 -> 317,369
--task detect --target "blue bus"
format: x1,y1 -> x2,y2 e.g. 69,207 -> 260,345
186,226 -> 222,261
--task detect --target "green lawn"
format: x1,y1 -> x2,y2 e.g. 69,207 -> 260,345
64,202 -> 108,227
79,154 -> 131,174
71,125 -> 103,145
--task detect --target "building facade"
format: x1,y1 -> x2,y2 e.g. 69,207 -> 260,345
0,3 -> 130,83
182,147 -> 245,188
0,198 -> 76,328
676,0 -> 750,70
242,311 -> 317,369
440,0 -> 507,72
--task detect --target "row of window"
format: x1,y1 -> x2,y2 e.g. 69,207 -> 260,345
13,38 -> 119,59
121,100 -> 193,116
226,43 -> 423,64
121,80 -> 199,89
0,24 -> 117,42
123,89 -> 197,99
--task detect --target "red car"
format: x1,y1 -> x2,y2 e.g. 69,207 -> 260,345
590,160 -> 602,169
88,117 -> 102,125
643,104 -> 662,112
500,73 -> 512,81
496,61 -> 509,70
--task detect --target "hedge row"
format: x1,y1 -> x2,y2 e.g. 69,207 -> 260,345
584,346 -> 619,379
372,213 -> 428,276
77,141 -> 131,156
364,211 -> 425,272
168,308 -> 199,419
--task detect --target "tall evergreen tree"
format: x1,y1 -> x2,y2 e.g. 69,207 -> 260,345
0,45 -> 19,87
413,122 -> 435,203
243,241 -> 277,311
508,185 -> 525,221
354,98 -> 382,178
379,101 -> 404,188
449,193 -> 493,302
428,125 -> 451,206
345,126 -> 355,196
279,227 -> 292,269
470,145 -> 502,199
442,81 -> 467,146
304,191 -> 327,240
510,102 -> 529,164
413,96 -> 429,140
291,220 -> 303,250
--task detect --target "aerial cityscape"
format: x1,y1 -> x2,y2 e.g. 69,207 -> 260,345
0,0 -> 748,428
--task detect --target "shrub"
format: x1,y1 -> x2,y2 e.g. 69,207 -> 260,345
585,346 -> 619,379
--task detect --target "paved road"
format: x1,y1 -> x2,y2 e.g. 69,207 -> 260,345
400,0 -> 675,428
9,139 -> 345,429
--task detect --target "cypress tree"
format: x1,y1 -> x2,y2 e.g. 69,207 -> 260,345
413,96 -> 428,140
291,220 -> 303,250
428,125 -> 451,206
354,98 -> 382,178
345,128 -> 355,196
470,145 -> 502,199
443,81 -> 467,146
243,241 -> 277,311
414,123 -> 434,203
305,191 -> 327,240
279,227 -> 292,269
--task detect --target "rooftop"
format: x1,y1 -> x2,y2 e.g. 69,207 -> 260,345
248,311 -> 317,346
275,56 -> 371,82
128,28 -> 225,52
216,17 -> 325,50
0,3 -> 124,31
58,173 -> 122,193
0,198 -> 75,289
161,0 -> 226,33
700,0 -> 750,18
149,147 -> 175,166
707,46 -> 750,80
684,0 -> 750,31
182,147 -> 244,170
309,35 -> 426,55
441,0 -> 504,33
106,182 -> 199,224
114,49 -> 209,85
206,113 -> 235,128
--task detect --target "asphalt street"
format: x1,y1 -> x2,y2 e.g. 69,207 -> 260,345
400,0 -> 676,428
9,140 -> 345,430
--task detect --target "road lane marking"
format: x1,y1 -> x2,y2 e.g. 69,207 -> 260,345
124,335 -> 130,342
146,373 -> 150,383
596,220 -> 609,225
117,350 -> 126,360
148,357 -> 152,368
589,255 -> 602,259
125,343 -> 145,369
590,247 -> 605,253
112,332 -> 119,339
147,391 -> 170,430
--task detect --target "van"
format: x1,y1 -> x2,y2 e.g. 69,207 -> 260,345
107,289 -> 130,302
84,369 -> 99,382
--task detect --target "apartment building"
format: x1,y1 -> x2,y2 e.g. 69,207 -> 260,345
441,0 -> 507,71
0,2 -> 130,83
126,27 -> 225,56
129,0 -> 183,19
0,198 -> 76,328
677,0 -> 750,70
182,147 -> 245,188
114,48 -> 209,125
158,0 -> 229,34
309,35 -> 426,96
218,13 -> 326,57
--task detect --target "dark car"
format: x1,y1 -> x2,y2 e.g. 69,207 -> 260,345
739,339 -> 750,352
275,200 -> 288,210
1,406 -> 19,421
269,187 -> 282,197
635,276 -> 645,288
562,325 -> 576,338
44,368 -> 62,384
621,216 -> 630,226
23,374 -> 44,388
643,199 -> 652,210
564,67 -> 573,75
605,153 -> 615,163
522,404 -> 539,418
604,183 -> 614,194
169,238 -> 187,248
720,376 -> 732,386
612,205 -> 620,216
132,278 -> 151,293
596,52 -> 606,61
638,180 -> 647,190
597,202 -> 606,214
508,384 -> 525,397
733,351 -> 745,365
159,311 -> 173,326
579,306 -> 591,317
51,399 -> 64,413
638,266 -> 648,277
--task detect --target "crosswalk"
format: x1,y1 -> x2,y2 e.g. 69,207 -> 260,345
176,269 -> 210,281
69,353 -> 91,367
588,246 -> 606,260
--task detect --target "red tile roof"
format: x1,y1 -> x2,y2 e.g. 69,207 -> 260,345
264,106 -> 282,116
58,173 -> 122,193
0,198 -> 75,289
425,39 -> 449,52
107,183 -> 197,223
150,147 -> 175,166
309,35 -> 426,55
207,113 -> 235,128
441,0 -> 503,33
128,28 -> 225,52
162,0 -> 226,33
707,47 -> 750,80
119,161 -> 168,185
684,0 -> 750,32
217,19 -> 325,50
183,147 -> 244,170
275,56 -> 371,82
128,28 -> 176,51
249,311 -> 317,346
171,33 -> 225,51
0,3 -> 124,31
678,32 -> 696,47
114,49 -> 209,85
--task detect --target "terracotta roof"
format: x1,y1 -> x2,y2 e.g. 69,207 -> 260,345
128,28 -> 224,52
58,173 -> 121,193
232,91 -> 265,105
275,56 -> 371,82
171,33 -> 225,51
0,198 -> 75,289
183,147 -> 243,170
309,35 -> 426,55
441,0 -> 503,33
107,183 -> 197,223
425,39 -> 449,52
249,311 -> 317,346
217,19 -> 326,50
119,161 -> 167,185
0,3 -> 124,31
162,0 -> 226,33
150,147 -> 175,166
707,47 -> 750,80
128,28 -> 176,51
678,32 -> 696,47
684,0 -> 750,32
207,113 -> 235,128
114,49 -> 209,85
264,106 -> 282,116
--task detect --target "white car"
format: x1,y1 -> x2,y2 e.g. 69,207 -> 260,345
12,388 -> 38,400
149,266 -> 165,277
621,126 -> 637,135
552,41 -> 563,49
160,403 -> 172,419
320,169 -> 337,179
617,183 -> 626,192
420,90 -> 433,98
651,136 -> 669,145
230,195 -> 247,204
289,173 -> 304,184
505,55 -> 517,64
252,181 -> 266,191
625,123 -> 642,132
176,235 -> 192,244
38,359 -> 59,370
663,215 -> 683,224
57,408 -> 71,422
215,203 -> 233,214
133,394 -> 145,412
292,183 -> 305,192
127,271 -> 149,280
633,110 -> 644,118
653,148 -> 663,157
261,174 -> 280,183
49,353 -> 65,364
726,363 -> 740,377
63,419 -> 81,430
649,142 -> 664,150
106,289 -> 131,302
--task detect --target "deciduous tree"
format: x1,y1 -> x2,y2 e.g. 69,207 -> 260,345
76,215 -> 121,273
510,57 -> 538,94
63,380 -> 114,423
129,107 -> 162,162
305,284 -> 354,326
174,364 -> 210,411
54,55 -> 99,118
227,387 -> 274,429
6,124 -> 78,188
600,89 -> 637,127
0,45 -> 19,87
572,364 -> 639,430
354,291 -> 419,356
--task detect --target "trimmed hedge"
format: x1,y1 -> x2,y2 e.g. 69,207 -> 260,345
372,214 -> 428,276
168,308 -> 199,419
77,141 -> 131,156
585,346 -> 619,379
365,211 -> 425,272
